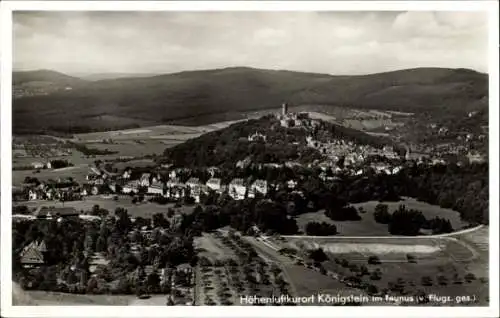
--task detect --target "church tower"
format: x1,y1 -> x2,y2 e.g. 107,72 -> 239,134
282,103 -> 288,116
405,145 -> 411,160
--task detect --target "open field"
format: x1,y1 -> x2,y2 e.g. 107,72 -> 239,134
82,141 -> 173,157
295,197 -> 469,236
14,196 -> 195,218
12,163 -> 91,186
73,120 -> 243,142
13,283 -> 134,306
453,226 -> 489,253
194,233 -> 238,263
280,236 -> 475,261
13,283 -> 171,306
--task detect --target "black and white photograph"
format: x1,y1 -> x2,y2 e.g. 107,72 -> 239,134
1,1 -> 499,317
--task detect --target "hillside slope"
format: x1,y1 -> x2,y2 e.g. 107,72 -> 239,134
162,115 -> 393,168
13,67 -> 488,134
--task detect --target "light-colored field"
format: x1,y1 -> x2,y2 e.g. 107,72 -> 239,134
289,241 -> 440,255
73,120 -> 241,142
12,163 -> 90,186
83,141 -> 170,157
296,198 -> 469,236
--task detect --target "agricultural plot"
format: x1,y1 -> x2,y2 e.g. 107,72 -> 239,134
194,232 -> 291,306
194,233 -> 238,263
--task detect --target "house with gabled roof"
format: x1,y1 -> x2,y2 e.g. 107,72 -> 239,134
20,240 -> 48,267
166,177 -> 183,188
148,181 -> 164,195
35,207 -> 79,220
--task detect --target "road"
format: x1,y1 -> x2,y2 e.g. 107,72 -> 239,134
277,225 -> 485,240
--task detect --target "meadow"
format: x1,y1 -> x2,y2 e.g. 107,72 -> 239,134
295,197 -> 469,236
15,196 -> 195,218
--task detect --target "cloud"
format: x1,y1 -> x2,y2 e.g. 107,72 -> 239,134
13,11 -> 488,75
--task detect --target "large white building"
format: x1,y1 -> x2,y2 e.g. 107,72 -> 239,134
206,178 -> 223,192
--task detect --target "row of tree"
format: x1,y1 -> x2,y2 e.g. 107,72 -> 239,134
374,204 -> 454,235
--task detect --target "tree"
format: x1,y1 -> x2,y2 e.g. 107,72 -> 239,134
308,248 -> 328,263
146,272 -> 160,294
464,272 -> 476,282
373,204 -> 391,224
388,205 -> 426,236
152,213 -> 170,228
305,222 -> 337,236
437,275 -> 448,286
167,208 -> 175,218
366,284 -> 378,295
370,269 -> 382,280
367,256 -> 381,265
86,277 -> 99,294
406,254 -> 417,263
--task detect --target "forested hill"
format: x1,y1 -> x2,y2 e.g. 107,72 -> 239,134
162,115 -> 393,168
13,66 -> 488,134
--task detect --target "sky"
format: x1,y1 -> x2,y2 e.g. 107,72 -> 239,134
13,11 -> 489,76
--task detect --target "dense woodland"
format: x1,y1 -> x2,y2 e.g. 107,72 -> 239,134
13,208 -> 196,294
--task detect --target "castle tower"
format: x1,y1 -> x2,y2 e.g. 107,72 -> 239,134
282,103 -> 288,116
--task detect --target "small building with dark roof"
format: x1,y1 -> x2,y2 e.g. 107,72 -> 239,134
34,206 -> 79,220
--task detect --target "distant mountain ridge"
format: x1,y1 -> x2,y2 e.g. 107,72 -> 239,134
13,66 -> 488,134
13,70 -> 86,86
